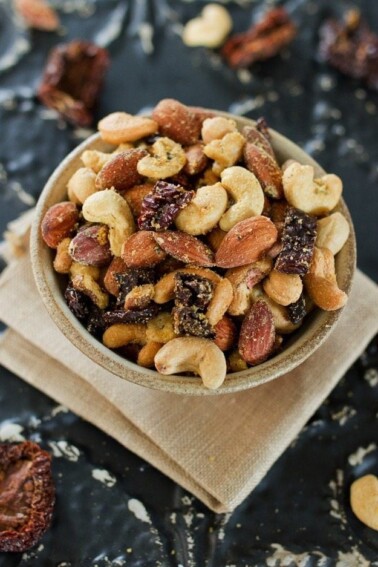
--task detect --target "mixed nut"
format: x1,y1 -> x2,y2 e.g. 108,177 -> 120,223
41,98 -> 351,389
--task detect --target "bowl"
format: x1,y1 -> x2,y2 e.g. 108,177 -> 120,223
30,111 -> 356,395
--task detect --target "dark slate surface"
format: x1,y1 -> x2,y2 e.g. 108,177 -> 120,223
0,1 -> 377,565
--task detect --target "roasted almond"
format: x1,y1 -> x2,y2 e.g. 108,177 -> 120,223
215,216 -> 278,268
242,125 -> 276,160
214,316 -> 237,351
238,300 -> 275,365
152,99 -> 201,146
153,231 -> 215,267
103,256 -> 128,295
183,143 -> 208,175
41,201 -> 79,249
121,231 -> 167,268
244,144 -> 283,199
95,149 -> 147,192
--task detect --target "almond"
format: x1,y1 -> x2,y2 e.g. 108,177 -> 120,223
238,300 -> 275,365
214,316 -> 237,351
153,231 -> 215,267
152,99 -> 201,146
41,202 -> 79,249
103,257 -> 128,295
95,149 -> 147,192
242,125 -> 276,160
121,231 -> 167,268
183,143 -> 208,175
215,216 -> 278,268
243,144 -> 283,199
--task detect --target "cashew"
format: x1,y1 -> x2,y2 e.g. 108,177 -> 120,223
175,184 -> 228,235
199,166 -> 221,186
206,278 -> 234,326
81,149 -> 112,173
98,112 -> 158,144
70,262 -> 100,281
53,237 -> 72,274
82,189 -> 135,257
219,166 -> 265,231
226,258 -> 272,316
154,337 -> 227,389
283,162 -> 342,216
146,312 -> 177,343
316,212 -> 350,255
201,116 -> 237,144
262,295 -> 301,334
71,272 -> 109,309
304,247 -> 347,311
137,137 -> 186,179
124,284 -> 155,310
154,267 -> 221,303
263,270 -> 303,306
137,341 -> 164,368
182,4 -> 232,49
204,132 -> 245,173
103,323 -> 147,349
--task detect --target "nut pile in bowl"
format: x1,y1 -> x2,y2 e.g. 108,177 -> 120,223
40,99 -> 351,390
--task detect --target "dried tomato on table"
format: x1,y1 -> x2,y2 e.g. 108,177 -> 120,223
222,7 -> 297,69
0,441 -> 55,553
318,9 -> 378,91
38,40 -> 109,127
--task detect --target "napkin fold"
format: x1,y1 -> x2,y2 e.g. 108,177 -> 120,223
0,254 -> 377,513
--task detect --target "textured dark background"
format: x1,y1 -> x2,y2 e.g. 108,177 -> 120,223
0,1 -> 377,565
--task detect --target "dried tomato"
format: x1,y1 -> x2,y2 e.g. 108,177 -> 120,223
319,10 -> 378,91
222,8 -> 296,69
38,40 -> 109,127
138,181 -> 194,231
0,441 -> 55,553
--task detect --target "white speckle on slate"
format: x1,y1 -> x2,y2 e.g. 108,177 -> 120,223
0,422 -> 25,442
9,181 -> 35,206
128,498 -> 152,524
92,468 -> 117,488
364,368 -> 378,387
48,440 -> 81,462
229,96 -> 265,115
138,23 -> 154,55
266,543 -> 327,566
348,443 -> 377,466
51,405 -> 69,416
331,406 -> 356,426
336,547 -> 371,567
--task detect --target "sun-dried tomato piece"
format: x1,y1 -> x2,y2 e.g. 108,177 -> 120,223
275,207 -> 317,276
319,10 -> 378,91
173,273 -> 214,338
138,181 -> 194,231
38,40 -> 109,126
64,284 -> 90,321
287,293 -> 307,324
174,273 -> 214,309
0,441 -> 54,553
173,307 -> 215,338
222,8 -> 297,69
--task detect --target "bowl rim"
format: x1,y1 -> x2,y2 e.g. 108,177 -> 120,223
30,110 -> 356,396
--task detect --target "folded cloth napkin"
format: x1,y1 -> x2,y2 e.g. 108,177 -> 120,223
0,254 -> 377,513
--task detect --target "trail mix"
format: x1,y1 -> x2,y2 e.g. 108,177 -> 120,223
41,98 -> 350,389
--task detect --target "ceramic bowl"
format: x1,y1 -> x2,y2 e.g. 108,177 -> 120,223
30,111 -> 356,395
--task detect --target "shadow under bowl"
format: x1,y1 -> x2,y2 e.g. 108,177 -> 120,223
30,111 -> 356,395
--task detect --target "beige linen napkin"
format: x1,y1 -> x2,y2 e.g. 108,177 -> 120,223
0,255 -> 377,513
